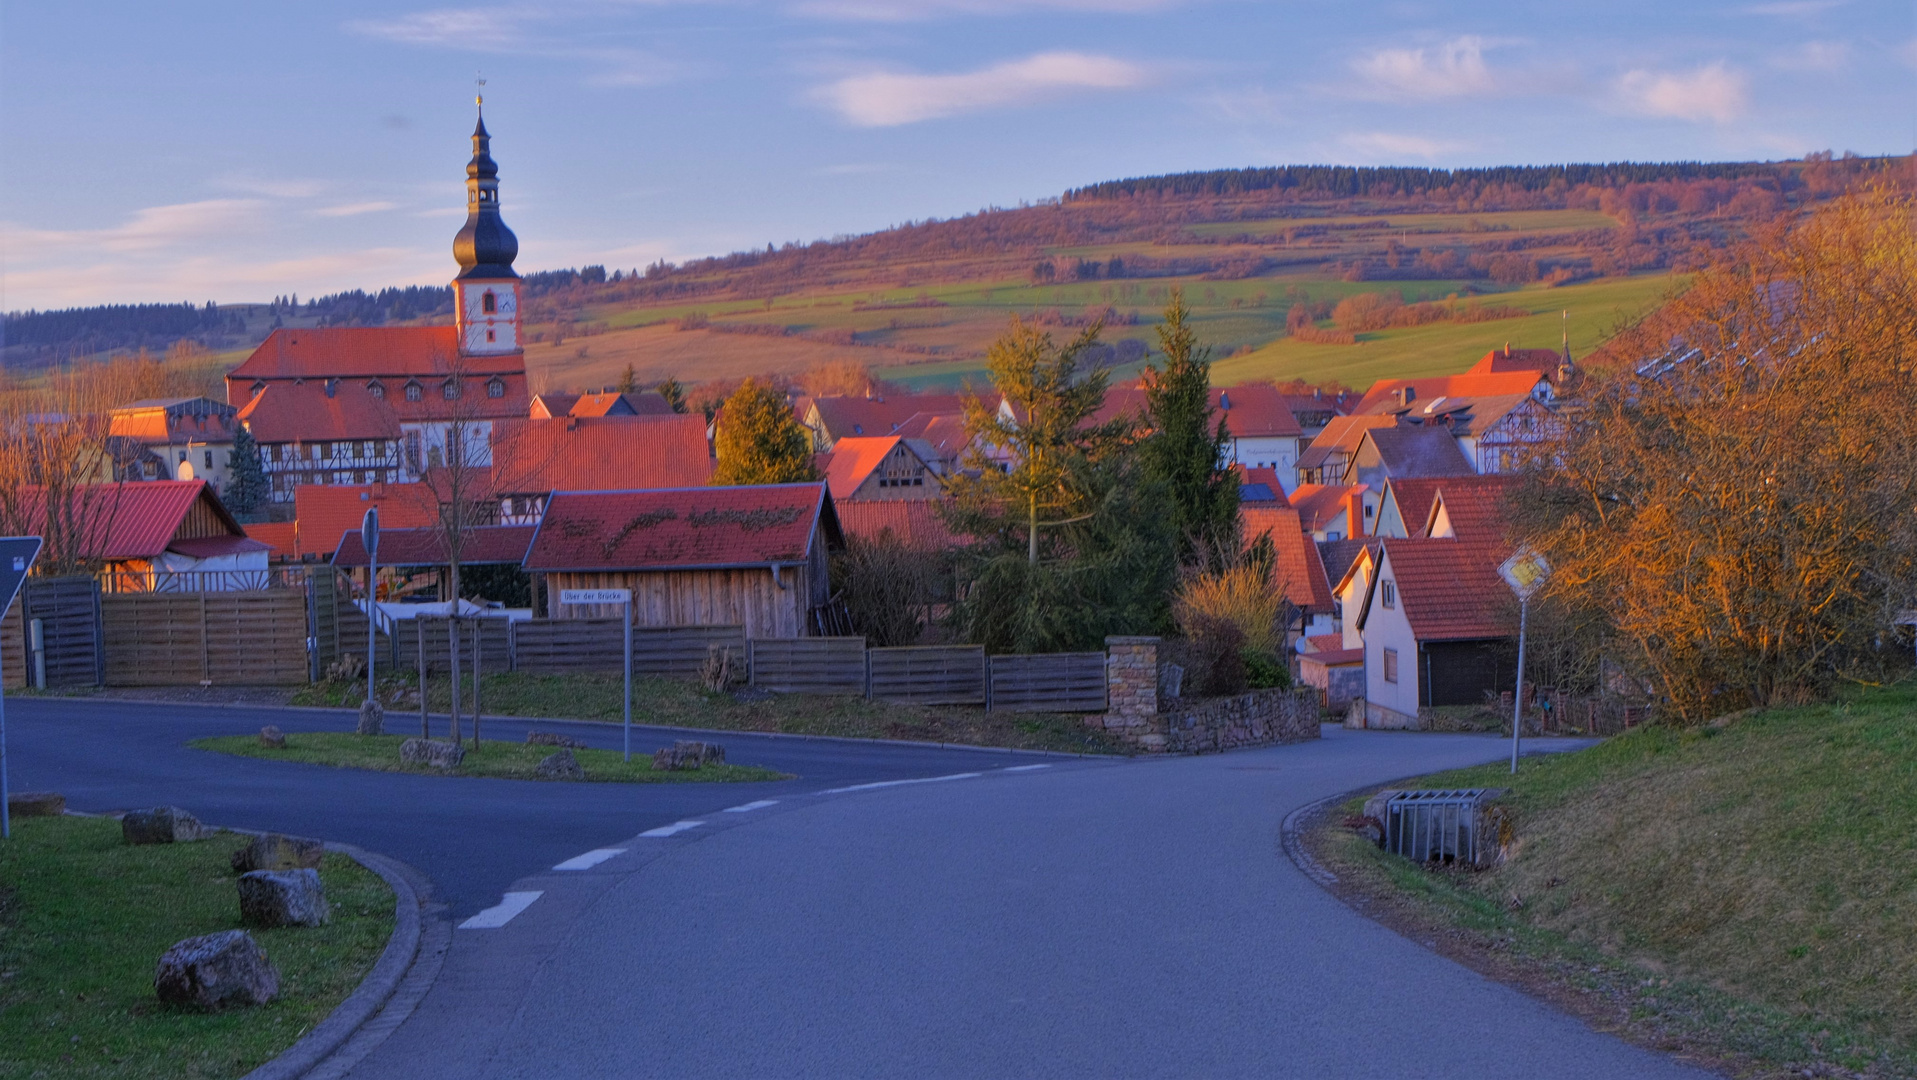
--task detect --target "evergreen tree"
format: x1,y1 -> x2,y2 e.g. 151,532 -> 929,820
710,378 -> 817,485
942,316 -> 1175,652
1141,289 -> 1240,557
224,424 -> 268,518
657,376 -> 687,414
617,363 -> 637,394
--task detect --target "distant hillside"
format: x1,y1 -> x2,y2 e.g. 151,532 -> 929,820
8,153 -> 1904,395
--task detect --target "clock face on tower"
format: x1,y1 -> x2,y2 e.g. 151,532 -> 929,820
459,281 -> 520,354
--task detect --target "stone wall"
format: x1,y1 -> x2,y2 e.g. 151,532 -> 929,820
1094,635 -> 1321,753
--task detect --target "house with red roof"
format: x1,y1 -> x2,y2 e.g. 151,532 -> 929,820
1240,505 -> 1336,643
1296,414 -> 1401,487
488,414 -> 714,522
821,436 -> 941,502
530,391 -> 675,419
801,394 -> 967,451
1283,483 -> 1371,541
15,481 -> 268,590
293,483 -> 441,562
1345,426 -> 1475,493
523,483 -> 843,637
107,397 -> 241,494
1351,537 -> 1517,728
834,500 -> 956,551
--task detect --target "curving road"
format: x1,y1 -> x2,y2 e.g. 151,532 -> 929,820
9,698 -> 1710,1078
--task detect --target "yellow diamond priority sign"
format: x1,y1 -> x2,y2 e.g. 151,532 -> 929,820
1498,548 -> 1550,600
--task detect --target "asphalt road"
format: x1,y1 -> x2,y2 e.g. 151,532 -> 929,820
9,698 -> 1711,1078
3,696 -> 1062,916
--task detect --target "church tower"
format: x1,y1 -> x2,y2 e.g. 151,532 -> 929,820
452,95 -> 521,356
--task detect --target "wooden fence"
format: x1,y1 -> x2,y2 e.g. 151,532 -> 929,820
393,617 -> 514,676
1,598 -> 24,690
23,576 -> 103,688
988,652 -> 1108,712
748,637 -> 868,695
868,645 -> 987,705
510,622 -> 746,677
100,590 -> 309,686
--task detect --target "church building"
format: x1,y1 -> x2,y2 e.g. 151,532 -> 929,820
226,103 -> 531,504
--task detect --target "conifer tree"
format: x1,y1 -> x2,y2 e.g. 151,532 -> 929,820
224,424 -> 269,518
1141,289 -> 1239,556
657,376 -> 687,414
617,363 -> 637,394
710,378 -> 816,485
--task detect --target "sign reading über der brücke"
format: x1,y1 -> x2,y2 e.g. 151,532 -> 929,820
560,589 -> 631,605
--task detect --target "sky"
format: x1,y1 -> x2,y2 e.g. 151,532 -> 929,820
2,0 -> 1912,311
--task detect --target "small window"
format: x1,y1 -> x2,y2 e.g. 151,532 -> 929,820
1383,647 -> 1399,683
369,381 -> 386,400
488,378 -> 505,398
204,451 -> 213,468
1382,580 -> 1396,609
405,382 -> 422,402
443,381 -> 459,400
482,290 -> 497,315
486,329 -> 496,343
1364,503 -> 1374,518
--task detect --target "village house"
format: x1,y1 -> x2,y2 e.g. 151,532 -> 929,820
1295,414 -> 1401,487
106,397 -> 240,493
1240,505 -> 1337,641
833,500 -> 956,551
530,391 -> 676,419
801,394 -> 967,451
524,483 -> 844,637
1343,426 -> 1475,492
821,435 -> 943,502
1350,537 -> 1516,728
488,413 -> 714,524
1286,483 -> 1372,541
17,480 -> 269,591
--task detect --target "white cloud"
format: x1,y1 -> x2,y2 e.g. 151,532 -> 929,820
1350,36 -> 1499,100
1742,0 -> 1845,15
346,8 -> 528,50
346,7 -> 691,86
1771,40 -> 1849,70
791,0 -> 1172,20
814,51 -> 1150,126
4,249 -> 442,310
3,200 -> 268,263
815,162 -> 901,175
314,201 -> 400,218
1337,132 -> 1462,160
1615,62 -> 1749,122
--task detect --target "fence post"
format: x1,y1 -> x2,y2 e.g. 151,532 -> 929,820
198,593 -> 210,685
417,620 -> 429,739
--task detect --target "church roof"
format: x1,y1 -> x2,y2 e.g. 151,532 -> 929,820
227,327 -> 523,385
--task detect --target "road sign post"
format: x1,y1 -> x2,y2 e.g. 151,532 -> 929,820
361,508 -> 380,708
0,537 -> 47,840
1498,549 -> 1551,775
561,589 -> 633,761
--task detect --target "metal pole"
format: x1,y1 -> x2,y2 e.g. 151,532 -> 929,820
471,619 -> 482,746
365,562 -> 376,705
448,615 -> 461,747
1510,597 -> 1528,774
1,685 -> 10,839
418,619 -> 429,738
622,601 -> 633,763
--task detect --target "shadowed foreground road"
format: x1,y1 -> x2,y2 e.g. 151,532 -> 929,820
337,726 -> 1711,1080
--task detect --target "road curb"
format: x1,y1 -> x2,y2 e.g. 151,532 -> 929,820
1280,789 -> 1350,888
54,692 -> 1099,758
241,841 -> 445,1080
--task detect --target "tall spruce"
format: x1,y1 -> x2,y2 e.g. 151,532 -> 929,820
224,424 -> 268,518
1141,289 -> 1239,555
710,378 -> 817,485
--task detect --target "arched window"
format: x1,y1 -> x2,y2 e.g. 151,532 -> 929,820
443,380 -> 460,400
482,290 -> 497,315
404,381 -> 422,402
487,377 -> 505,398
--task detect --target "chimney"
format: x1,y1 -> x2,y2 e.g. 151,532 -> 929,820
1401,385 -> 1416,407
1504,342 -> 1511,357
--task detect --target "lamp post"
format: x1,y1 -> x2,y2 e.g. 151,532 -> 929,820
1497,549 -> 1551,775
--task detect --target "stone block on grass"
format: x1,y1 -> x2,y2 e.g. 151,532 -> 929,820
527,731 -> 587,750
535,749 -> 586,780
259,725 -> 286,749
400,737 -> 465,772
357,699 -> 385,736
238,868 -> 330,928
122,806 -> 211,845
231,832 -> 325,873
7,791 -> 65,817
652,740 -> 725,771
155,930 -> 279,1008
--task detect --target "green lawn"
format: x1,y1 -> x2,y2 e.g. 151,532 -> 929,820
292,671 -> 1126,755
193,731 -> 790,783
1321,681 -> 1917,1075
0,816 -> 393,1080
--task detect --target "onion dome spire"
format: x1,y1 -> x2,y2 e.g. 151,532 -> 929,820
453,93 -> 519,279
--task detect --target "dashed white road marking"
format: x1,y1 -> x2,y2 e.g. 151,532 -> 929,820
1001,764 -> 1051,773
552,848 -> 626,871
459,891 -> 543,930
640,820 -> 705,838
820,772 -> 982,795
722,800 -> 780,813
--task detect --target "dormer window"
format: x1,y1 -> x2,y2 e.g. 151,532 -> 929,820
250,380 -> 267,396
368,380 -> 386,400
487,377 -> 506,398
482,290 -> 497,315
443,380 -> 460,400
405,381 -> 423,402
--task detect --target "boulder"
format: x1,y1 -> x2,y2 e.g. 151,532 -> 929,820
230,833 -> 325,873
400,737 -> 465,772
6,791 -> 65,818
357,699 -> 385,736
535,749 -> 585,781
154,930 -> 279,1008
652,740 -> 725,771
238,868 -> 330,928
122,806 -> 210,845
258,725 -> 286,749
526,731 -> 587,750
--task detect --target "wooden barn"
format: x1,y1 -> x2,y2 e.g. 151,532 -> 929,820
523,483 -> 843,637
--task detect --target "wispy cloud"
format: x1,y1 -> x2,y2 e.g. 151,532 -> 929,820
814,51 -> 1151,126
1770,40 -> 1849,70
5,249 -> 441,309
1615,62 -> 1749,122
1742,0 -> 1846,15
346,7 -> 691,86
1350,36 -> 1500,100
815,162 -> 902,175
314,201 -> 399,218
1197,86 -> 1288,125
4,200 -> 268,262
791,0 -> 1173,21
1337,132 -> 1463,160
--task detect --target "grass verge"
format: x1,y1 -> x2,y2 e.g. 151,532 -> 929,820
292,670 -> 1125,755
0,815 -> 393,1080
1310,681 -> 1917,1079
192,732 -> 791,783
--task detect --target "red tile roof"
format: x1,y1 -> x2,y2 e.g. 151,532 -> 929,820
331,525 -> 536,567
1241,467 -> 1290,505
12,481 -> 242,561
490,415 -> 712,493
1212,384 -> 1304,437
1423,474 -> 1521,544
834,499 -> 957,550
1240,506 -> 1334,615
1297,414 -> 1401,472
243,522 -> 299,562
568,391 -> 676,417
525,483 -> 836,571
1376,538 -> 1514,642
821,436 -> 931,500
1380,477 -> 1444,537
891,412 -> 972,461
228,327 -> 524,384
1352,370 -> 1545,416
810,394 -> 967,441
1286,484 -> 1364,535
1467,347 -> 1566,378
294,483 -> 440,560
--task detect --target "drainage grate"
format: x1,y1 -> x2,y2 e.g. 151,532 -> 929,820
1384,789 -> 1495,866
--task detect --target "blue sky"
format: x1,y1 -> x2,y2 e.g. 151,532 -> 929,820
2,0 -> 1911,310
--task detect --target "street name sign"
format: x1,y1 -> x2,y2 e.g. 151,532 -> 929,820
561,589 -> 631,604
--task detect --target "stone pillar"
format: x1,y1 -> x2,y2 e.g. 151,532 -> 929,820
1103,636 -> 1165,749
